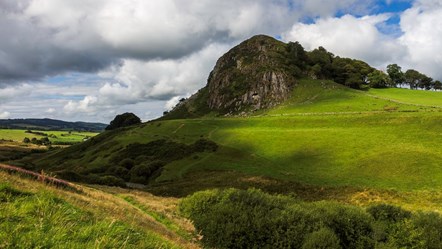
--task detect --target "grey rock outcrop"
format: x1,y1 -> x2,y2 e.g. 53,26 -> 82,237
206,35 -> 296,113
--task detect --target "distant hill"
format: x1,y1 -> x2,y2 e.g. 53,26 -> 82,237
0,118 -> 107,132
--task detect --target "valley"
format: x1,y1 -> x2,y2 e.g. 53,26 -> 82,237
3,34 -> 442,248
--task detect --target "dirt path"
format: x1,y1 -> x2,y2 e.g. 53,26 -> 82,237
172,123 -> 185,134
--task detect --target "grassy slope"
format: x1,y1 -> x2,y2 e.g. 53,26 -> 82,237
31,80 -> 442,202
0,170 -> 198,248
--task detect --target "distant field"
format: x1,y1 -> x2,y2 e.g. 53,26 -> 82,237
369,87 -> 442,107
0,129 -> 98,144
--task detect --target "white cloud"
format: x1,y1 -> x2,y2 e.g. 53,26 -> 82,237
399,0 -> 442,79
165,96 -> 181,111
0,111 -> 10,119
63,42 -> 229,116
0,84 -> 32,103
46,108 -> 55,114
64,96 -> 98,114
283,14 -> 407,68
4,0 -> 442,123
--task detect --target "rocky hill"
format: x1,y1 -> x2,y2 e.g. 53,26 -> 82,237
207,35 -> 297,113
164,34 -> 375,118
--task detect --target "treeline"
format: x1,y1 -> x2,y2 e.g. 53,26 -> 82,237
181,188 -> 442,249
287,42 -> 440,90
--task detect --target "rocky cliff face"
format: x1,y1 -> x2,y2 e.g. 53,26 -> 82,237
206,35 -> 296,113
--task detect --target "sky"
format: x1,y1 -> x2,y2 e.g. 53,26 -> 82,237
0,0 -> 441,123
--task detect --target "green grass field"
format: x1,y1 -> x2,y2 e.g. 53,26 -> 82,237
29,80 -> 442,206
0,129 -> 98,144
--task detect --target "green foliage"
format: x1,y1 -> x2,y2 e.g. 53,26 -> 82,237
302,227 -> 342,249
180,188 -> 375,249
368,70 -> 392,88
181,188 -> 442,248
192,138 -> 218,152
105,112 -> 141,130
367,204 -> 411,223
129,161 -> 165,183
386,64 -> 405,87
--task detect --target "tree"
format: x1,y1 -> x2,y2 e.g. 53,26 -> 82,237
420,75 -> 433,90
387,64 -> 405,88
434,80 -> 442,91
404,69 -> 422,89
23,137 -> 30,143
105,112 -> 142,130
367,70 -> 391,88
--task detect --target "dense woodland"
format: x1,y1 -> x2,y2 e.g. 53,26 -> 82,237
288,42 -> 441,90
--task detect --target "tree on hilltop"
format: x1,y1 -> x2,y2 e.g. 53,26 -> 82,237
105,113 -> 141,130
387,64 -> 405,88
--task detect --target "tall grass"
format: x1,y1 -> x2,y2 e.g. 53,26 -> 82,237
0,182 -> 178,248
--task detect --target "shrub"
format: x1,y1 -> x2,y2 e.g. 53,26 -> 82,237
367,204 -> 411,223
302,227 -> 342,249
180,188 -> 374,249
307,201 -> 374,249
119,158 -> 135,169
106,166 -> 129,178
410,212 -> 442,249
98,175 -> 126,187
129,161 -> 165,184
192,138 -> 218,152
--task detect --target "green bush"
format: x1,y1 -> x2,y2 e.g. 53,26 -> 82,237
302,227 -> 341,249
192,138 -> 218,152
367,203 -> 411,223
409,212 -> 442,249
106,166 -> 129,180
98,175 -> 126,187
129,161 -> 165,183
308,201 -> 374,248
119,158 -> 135,169
180,188 -> 374,249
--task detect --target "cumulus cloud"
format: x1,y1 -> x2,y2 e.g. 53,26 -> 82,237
0,111 -> 11,119
399,0 -> 442,79
0,0 -> 307,84
283,14 -> 407,68
3,0 -> 442,122
283,0 -> 442,80
0,84 -> 32,103
63,42 -> 229,115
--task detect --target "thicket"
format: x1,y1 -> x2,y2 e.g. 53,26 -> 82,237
57,138 -> 218,186
106,138 -> 218,184
180,188 -> 442,249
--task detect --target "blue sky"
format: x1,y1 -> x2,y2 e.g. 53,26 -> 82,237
0,0 -> 441,123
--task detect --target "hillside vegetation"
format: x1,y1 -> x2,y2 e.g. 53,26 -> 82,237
17,79 -> 442,210
0,170 -> 197,248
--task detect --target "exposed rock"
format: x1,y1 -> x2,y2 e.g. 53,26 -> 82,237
206,35 -> 297,113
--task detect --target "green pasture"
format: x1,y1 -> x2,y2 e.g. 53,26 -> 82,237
369,87 -> 442,107
265,79 -> 439,115
33,80 -> 442,193
0,129 -> 98,144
